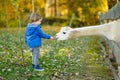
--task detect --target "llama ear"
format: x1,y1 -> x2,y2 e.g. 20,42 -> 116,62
61,27 -> 72,31
67,27 -> 72,30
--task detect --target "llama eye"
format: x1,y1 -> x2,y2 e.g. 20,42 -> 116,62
63,32 -> 66,34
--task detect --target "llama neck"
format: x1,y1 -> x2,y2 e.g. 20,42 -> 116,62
77,26 -> 102,36
71,23 -> 112,38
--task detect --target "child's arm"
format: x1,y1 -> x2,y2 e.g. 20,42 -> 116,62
37,27 -> 51,39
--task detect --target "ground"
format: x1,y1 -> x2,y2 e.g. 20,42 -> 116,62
0,26 -> 114,80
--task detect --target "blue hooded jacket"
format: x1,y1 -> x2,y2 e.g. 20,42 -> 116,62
25,23 -> 51,48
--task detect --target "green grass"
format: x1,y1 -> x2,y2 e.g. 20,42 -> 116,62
0,27 -> 113,80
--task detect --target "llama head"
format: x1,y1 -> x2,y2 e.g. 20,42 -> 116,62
55,26 -> 72,40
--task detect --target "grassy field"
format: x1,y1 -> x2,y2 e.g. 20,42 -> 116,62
0,26 -> 114,80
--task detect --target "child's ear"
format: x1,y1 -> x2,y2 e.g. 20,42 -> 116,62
33,17 -> 36,22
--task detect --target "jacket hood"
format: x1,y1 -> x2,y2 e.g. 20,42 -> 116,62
26,23 -> 39,36
27,23 -> 39,27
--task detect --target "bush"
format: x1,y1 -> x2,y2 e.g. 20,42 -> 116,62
0,21 -> 6,28
42,17 -> 87,27
0,17 -> 93,28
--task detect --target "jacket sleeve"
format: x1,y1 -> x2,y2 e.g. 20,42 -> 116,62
37,26 -> 51,39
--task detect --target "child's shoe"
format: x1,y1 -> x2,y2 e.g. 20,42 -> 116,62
32,64 -> 44,71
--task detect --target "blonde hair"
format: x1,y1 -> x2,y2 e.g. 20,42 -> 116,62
30,13 -> 42,23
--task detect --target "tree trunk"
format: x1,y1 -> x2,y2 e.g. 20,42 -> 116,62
3,0 -> 9,30
45,0 -> 50,17
56,0 -> 60,17
32,0 -> 34,13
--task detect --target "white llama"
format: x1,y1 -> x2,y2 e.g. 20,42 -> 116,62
55,19 -> 120,45
55,19 -> 120,79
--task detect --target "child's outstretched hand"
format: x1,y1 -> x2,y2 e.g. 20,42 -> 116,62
50,36 -> 54,40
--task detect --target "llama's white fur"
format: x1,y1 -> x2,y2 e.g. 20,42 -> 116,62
56,19 -> 120,45
56,19 -> 120,78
